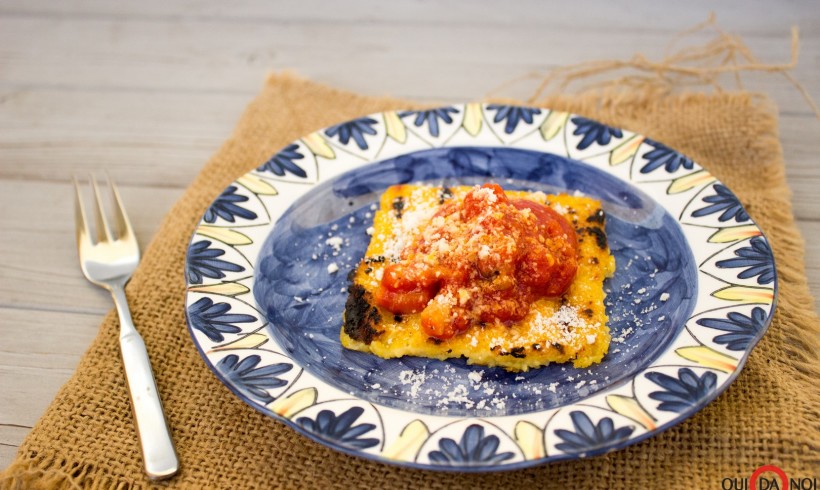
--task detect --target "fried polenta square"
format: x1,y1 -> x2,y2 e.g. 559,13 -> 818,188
342,185 -> 615,372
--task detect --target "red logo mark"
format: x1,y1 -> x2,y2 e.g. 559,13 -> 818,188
750,465 -> 789,490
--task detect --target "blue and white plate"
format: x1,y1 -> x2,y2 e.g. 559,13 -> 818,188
185,104 -> 777,471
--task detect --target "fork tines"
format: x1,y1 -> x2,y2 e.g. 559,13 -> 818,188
74,174 -> 135,247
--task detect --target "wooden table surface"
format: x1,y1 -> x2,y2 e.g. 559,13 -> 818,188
1,0 -> 818,469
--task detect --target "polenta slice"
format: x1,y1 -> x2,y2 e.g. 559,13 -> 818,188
342,184 -> 615,372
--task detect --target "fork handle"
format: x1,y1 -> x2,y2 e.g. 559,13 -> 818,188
113,287 -> 179,480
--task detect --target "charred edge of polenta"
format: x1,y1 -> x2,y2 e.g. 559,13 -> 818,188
342,284 -> 382,344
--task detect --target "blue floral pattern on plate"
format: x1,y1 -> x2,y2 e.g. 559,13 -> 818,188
486,105 -> 542,134
187,297 -> 256,342
715,237 -> 775,285
428,425 -> 514,465
296,407 -> 379,450
258,144 -> 307,178
186,240 -> 245,284
216,354 -> 292,404
324,117 -> 378,150
203,185 -> 258,224
570,116 -> 623,150
692,184 -> 750,222
184,104 -> 776,472
640,139 -> 694,174
554,411 -> 634,454
400,108 -> 459,137
646,368 -> 718,413
696,307 -> 768,351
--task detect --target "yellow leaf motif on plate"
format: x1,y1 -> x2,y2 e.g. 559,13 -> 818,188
668,170 -> 716,194
539,110 -> 568,141
383,111 -> 407,144
187,282 -> 250,297
676,346 -> 737,373
302,132 -> 336,159
237,174 -> 278,196
463,103 -> 483,136
708,226 -> 763,244
269,388 -> 318,418
513,421 -> 544,460
712,286 -> 774,304
196,226 -> 252,246
609,134 -> 645,166
382,420 -> 430,461
210,333 -> 269,352
607,395 -> 656,430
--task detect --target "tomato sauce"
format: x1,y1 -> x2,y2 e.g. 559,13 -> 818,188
372,184 -> 578,340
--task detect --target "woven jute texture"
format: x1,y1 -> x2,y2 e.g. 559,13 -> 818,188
2,73 -> 818,489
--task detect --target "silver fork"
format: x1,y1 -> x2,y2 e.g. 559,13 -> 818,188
74,175 -> 179,480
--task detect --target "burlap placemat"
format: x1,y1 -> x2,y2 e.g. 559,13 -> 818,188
2,73 -> 818,489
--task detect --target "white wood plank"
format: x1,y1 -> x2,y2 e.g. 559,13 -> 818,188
798,221 -> 820,310
0,179 -> 182,312
0,423 -> 30,451
0,0 -> 816,31
0,13 -> 816,115
0,308 -> 98,373
0,88 -> 246,187
0,440 -> 22,468
783,115 -> 820,222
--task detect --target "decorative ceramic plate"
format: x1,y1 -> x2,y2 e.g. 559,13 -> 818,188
185,104 -> 776,471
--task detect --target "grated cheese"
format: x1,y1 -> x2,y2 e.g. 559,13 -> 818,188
399,370 -> 426,398
325,236 -> 344,252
